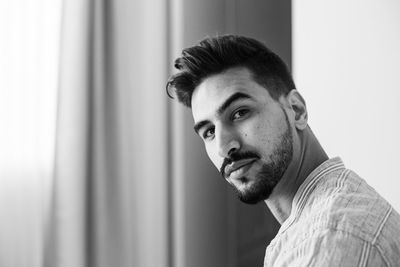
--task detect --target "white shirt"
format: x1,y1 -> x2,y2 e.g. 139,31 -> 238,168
264,158 -> 400,267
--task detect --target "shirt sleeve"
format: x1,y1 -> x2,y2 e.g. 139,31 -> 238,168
277,228 -> 388,267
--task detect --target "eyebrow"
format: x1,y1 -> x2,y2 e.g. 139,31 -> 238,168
193,92 -> 253,135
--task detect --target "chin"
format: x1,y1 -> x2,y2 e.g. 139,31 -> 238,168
233,178 -> 275,205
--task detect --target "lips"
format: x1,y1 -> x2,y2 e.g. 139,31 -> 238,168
224,158 -> 257,179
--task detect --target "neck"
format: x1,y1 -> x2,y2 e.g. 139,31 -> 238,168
265,127 -> 328,224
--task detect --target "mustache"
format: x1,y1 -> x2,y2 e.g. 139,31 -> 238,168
220,151 -> 260,178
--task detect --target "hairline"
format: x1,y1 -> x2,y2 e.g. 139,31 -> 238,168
189,65 -> 287,108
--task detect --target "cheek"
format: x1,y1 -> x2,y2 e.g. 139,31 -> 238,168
205,144 -> 223,170
242,123 -> 275,156
247,122 -> 272,144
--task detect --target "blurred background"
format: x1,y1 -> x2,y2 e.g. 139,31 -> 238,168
0,0 -> 399,266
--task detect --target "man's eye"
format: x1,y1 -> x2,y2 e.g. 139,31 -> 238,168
203,127 -> 215,140
232,109 -> 250,120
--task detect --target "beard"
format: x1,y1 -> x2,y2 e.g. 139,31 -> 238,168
221,112 -> 293,204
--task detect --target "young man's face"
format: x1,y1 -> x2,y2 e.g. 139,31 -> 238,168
191,67 -> 293,204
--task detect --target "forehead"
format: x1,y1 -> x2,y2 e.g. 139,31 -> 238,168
191,67 -> 273,122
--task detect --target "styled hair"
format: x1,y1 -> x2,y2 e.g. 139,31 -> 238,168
166,35 -> 296,107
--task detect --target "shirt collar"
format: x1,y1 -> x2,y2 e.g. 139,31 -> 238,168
278,157 -> 345,234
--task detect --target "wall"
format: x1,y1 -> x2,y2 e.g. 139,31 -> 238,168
293,0 -> 400,211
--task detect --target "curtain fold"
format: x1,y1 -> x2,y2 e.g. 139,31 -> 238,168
44,0 -> 169,266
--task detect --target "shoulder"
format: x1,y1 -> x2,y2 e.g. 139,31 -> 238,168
265,166 -> 400,267
265,226 -> 390,267
298,168 -> 400,266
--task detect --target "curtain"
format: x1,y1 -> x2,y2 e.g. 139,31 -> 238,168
0,0 -> 61,266
44,0 -> 170,266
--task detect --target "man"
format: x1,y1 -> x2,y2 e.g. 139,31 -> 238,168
166,35 -> 400,266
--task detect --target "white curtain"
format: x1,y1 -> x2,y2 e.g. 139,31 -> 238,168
1,1 -> 294,266
44,0 -> 170,266
0,0 -> 60,266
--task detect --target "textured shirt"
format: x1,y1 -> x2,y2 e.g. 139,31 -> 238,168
264,157 -> 400,267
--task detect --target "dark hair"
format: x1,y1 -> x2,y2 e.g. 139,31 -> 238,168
166,35 -> 296,107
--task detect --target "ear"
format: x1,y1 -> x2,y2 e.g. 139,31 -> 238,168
286,89 -> 308,130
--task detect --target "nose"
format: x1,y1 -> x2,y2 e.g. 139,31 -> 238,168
216,126 -> 241,158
